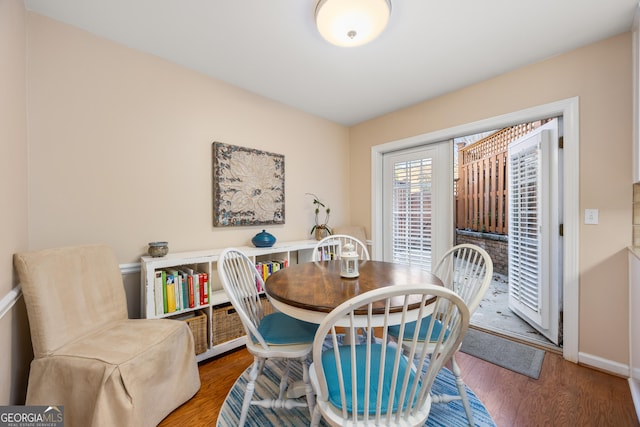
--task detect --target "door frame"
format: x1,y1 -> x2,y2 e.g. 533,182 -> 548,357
371,97 -> 579,362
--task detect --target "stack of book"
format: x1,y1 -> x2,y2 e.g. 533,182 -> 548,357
154,267 -> 209,315
255,259 -> 288,291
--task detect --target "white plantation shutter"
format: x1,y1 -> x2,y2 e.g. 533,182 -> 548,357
382,141 -> 451,271
392,158 -> 433,269
507,118 -> 561,345
508,138 -> 543,323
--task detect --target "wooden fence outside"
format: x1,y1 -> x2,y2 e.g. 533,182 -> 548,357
455,120 -> 546,235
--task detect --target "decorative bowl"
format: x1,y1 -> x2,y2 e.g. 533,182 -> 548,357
252,230 -> 276,248
148,241 -> 169,257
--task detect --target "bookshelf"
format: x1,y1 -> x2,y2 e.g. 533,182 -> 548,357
140,240 -> 319,362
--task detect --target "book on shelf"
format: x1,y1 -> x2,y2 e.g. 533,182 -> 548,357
179,270 -> 189,310
205,272 -> 210,304
274,258 -> 288,269
169,268 -> 185,311
155,266 -> 207,314
161,270 -> 168,314
179,268 -> 195,309
165,271 -> 176,313
154,270 -> 164,316
254,259 -> 288,291
262,263 -> 270,282
149,264 -> 213,316
194,274 -> 200,307
199,272 -> 209,306
179,266 -> 197,309
255,264 -> 263,292
271,261 -> 280,274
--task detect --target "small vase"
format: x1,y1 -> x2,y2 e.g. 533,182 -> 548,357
148,241 -> 169,257
252,230 -> 276,248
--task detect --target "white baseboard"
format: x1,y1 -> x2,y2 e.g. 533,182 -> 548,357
120,262 -> 141,275
579,351 -> 629,377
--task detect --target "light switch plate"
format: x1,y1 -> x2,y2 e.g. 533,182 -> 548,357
585,209 -> 599,225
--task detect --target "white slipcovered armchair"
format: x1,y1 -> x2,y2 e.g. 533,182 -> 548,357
14,244 -> 201,427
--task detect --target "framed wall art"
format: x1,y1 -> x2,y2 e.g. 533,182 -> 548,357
212,142 -> 285,226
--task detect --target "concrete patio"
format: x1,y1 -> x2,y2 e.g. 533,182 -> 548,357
471,272 -> 562,353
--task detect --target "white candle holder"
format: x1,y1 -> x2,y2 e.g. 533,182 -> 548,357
340,243 -> 359,278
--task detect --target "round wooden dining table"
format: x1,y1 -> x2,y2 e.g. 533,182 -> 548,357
264,260 -> 443,325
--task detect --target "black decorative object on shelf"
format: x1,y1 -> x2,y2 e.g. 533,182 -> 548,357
252,230 -> 276,248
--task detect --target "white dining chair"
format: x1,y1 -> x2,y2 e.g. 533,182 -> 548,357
309,284 -> 470,426
217,248 -> 319,426
313,234 -> 369,262
313,234 -> 372,344
388,243 -> 493,426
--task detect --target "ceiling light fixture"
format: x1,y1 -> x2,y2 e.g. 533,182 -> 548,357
315,0 -> 391,47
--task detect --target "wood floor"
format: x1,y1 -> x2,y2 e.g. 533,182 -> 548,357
159,344 -> 640,427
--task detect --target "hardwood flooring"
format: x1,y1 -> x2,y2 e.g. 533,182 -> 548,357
159,345 -> 639,427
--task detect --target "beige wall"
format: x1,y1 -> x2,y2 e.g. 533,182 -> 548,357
26,13 -> 350,264
349,34 -> 633,365
0,0 -> 31,405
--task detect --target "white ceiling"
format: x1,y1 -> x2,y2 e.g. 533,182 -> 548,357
24,0 -> 639,126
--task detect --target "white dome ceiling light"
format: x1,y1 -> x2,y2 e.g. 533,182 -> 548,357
315,0 -> 392,47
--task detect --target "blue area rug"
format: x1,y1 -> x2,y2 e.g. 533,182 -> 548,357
217,345 -> 496,426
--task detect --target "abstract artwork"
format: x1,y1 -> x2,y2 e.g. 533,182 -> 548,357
212,142 -> 285,226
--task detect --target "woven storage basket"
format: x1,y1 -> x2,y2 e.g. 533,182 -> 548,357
184,311 -> 208,355
213,295 -> 274,345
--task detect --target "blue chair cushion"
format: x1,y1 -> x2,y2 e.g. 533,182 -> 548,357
321,343 -> 420,414
257,312 -> 318,345
387,315 -> 450,342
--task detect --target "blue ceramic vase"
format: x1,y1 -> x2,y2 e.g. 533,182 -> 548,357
252,230 -> 276,248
